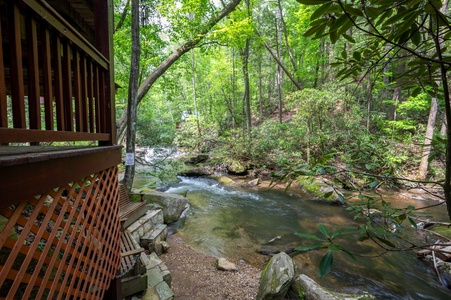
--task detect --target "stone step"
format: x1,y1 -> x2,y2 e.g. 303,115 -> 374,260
127,209 -> 164,242
141,252 -> 174,300
140,224 -> 168,255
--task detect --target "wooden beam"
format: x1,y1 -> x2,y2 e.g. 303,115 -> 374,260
26,17 -> 41,131
0,16 -> 7,128
9,3 -> 26,129
53,35 -> 65,131
41,28 -> 54,130
22,0 -> 108,70
95,0 -> 116,146
62,42 -> 74,131
73,50 -> 83,132
80,54 -> 89,132
0,128 -> 110,143
0,146 -> 121,208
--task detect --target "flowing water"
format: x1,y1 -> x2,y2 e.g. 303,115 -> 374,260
157,176 -> 451,299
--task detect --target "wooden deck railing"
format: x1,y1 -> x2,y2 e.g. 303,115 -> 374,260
0,0 -> 114,144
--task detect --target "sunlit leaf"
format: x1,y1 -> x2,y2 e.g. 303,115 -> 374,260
319,224 -> 330,238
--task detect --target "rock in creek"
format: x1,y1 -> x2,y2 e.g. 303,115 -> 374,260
216,258 -> 238,272
290,274 -> 374,300
256,252 -> 294,300
132,191 -> 189,224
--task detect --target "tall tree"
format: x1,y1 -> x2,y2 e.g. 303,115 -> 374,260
242,0 -> 252,137
117,0 -> 243,141
123,0 -> 140,190
299,0 -> 451,219
118,0 -> 242,187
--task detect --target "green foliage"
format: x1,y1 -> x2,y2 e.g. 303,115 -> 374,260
174,115 -> 219,153
295,224 -> 356,277
295,193 -> 421,277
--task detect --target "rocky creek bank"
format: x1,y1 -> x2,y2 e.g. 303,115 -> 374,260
128,180 -> 381,300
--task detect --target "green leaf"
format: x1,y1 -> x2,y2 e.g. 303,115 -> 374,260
341,247 -> 357,261
324,191 -> 333,198
336,192 -> 345,204
294,232 -> 324,242
411,25 -> 421,46
408,217 -> 418,228
294,244 -> 325,252
375,236 -> 396,248
330,14 -> 349,33
368,180 -> 379,188
352,51 -> 361,61
397,214 -> 406,222
297,0 -> 330,5
330,30 -> 338,44
319,250 -> 334,278
311,2 -> 333,21
318,224 -> 330,238
328,244 -> 341,251
330,230 -> 342,239
358,235 -> 369,242
342,33 -> 355,43
304,22 -> 327,37
342,5 -> 363,17
365,7 -> 380,19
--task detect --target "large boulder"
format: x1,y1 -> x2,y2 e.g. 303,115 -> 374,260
227,160 -> 247,175
178,166 -> 212,177
257,252 -> 294,300
296,176 -> 343,204
290,274 -> 374,300
136,191 -> 189,224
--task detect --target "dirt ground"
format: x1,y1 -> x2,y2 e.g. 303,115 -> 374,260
160,234 -> 262,300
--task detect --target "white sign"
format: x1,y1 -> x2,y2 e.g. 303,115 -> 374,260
125,153 -> 135,166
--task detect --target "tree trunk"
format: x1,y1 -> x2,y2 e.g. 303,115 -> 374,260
191,50 -> 202,150
123,0 -> 140,191
418,98 -> 438,180
275,15 -> 283,123
116,0 -> 243,139
419,0 -> 448,182
258,54 -> 263,121
277,0 -> 301,89
242,0 -> 251,138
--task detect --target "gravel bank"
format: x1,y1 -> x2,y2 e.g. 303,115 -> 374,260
160,234 -> 262,299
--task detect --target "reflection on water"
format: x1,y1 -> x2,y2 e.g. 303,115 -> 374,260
162,176 -> 450,299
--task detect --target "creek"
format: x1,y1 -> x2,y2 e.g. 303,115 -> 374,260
136,174 -> 451,299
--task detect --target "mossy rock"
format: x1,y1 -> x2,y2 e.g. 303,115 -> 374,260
296,176 -> 343,204
227,160 -> 247,175
213,176 -> 234,185
431,225 -> 451,240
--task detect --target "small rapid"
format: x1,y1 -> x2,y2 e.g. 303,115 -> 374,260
158,176 -> 451,299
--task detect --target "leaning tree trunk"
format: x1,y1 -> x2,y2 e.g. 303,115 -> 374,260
123,0 -> 140,191
116,0 -> 243,141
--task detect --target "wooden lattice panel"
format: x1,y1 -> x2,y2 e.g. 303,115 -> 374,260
0,167 -> 121,299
